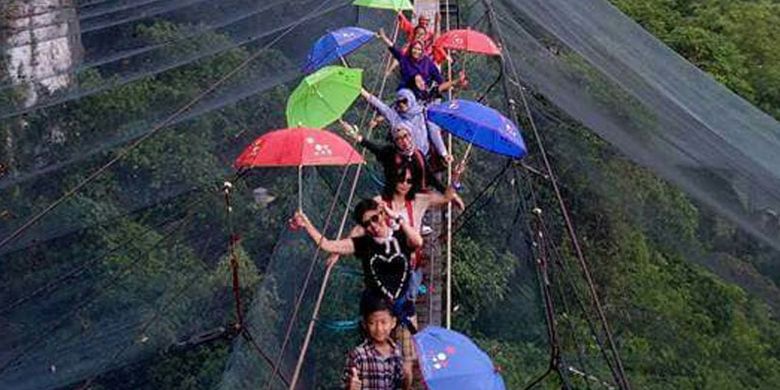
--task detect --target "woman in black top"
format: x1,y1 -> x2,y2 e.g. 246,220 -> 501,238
339,120 -> 447,194
290,199 -> 423,302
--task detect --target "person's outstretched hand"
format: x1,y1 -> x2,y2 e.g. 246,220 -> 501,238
289,210 -> 309,230
380,201 -> 401,222
368,115 -> 385,131
377,28 -> 392,46
338,119 -> 362,143
453,193 -> 465,211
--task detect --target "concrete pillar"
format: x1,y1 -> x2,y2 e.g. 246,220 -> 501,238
1,0 -> 82,174
1,0 -> 83,107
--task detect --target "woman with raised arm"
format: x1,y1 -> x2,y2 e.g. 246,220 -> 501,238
360,87 -> 451,164
376,28 -> 465,102
397,12 -> 447,64
291,199 -> 422,301
339,119 -> 447,193
291,199 -> 422,390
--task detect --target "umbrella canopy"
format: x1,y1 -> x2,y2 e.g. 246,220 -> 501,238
302,27 -> 375,74
286,66 -> 362,128
352,0 -> 413,11
414,326 -> 506,390
427,99 -> 527,158
234,127 -> 364,169
434,29 -> 501,56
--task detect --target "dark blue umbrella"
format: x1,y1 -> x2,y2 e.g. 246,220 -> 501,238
302,27 -> 375,73
414,326 -> 506,390
427,99 -> 527,159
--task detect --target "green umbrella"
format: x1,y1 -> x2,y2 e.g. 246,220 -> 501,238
352,0 -> 413,11
286,66 -> 362,129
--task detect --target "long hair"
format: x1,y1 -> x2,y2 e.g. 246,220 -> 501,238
407,39 -> 425,59
382,166 -> 419,201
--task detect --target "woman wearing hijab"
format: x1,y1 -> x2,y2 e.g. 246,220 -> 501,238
360,88 -> 451,164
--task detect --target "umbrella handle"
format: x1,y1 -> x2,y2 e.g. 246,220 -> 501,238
452,143 -> 472,188
459,142 -> 473,172
298,165 -> 303,211
462,142 -> 473,163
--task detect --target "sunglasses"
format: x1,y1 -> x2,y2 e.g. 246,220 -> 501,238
397,177 -> 414,185
360,211 -> 386,228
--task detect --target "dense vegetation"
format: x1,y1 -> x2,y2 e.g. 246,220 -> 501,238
1,0 -> 779,389
473,0 -> 780,388
454,0 -> 780,388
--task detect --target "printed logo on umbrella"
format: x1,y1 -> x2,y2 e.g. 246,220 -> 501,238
307,136 -> 334,157
314,144 -> 333,156
427,345 -> 457,371
249,140 -> 264,157
504,121 -> 518,137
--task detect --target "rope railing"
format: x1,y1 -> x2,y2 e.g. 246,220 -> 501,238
483,1 -> 630,388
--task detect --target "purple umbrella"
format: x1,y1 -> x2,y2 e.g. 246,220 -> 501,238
414,326 -> 506,390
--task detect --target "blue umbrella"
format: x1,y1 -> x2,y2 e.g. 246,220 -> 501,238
427,99 -> 527,159
302,27 -> 375,73
414,326 -> 506,390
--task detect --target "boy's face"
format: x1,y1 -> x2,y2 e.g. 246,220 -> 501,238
364,310 -> 396,343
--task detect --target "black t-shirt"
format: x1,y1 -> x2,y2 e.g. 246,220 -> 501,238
352,229 -> 413,301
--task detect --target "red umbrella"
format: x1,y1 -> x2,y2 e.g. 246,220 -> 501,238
235,127 -> 364,209
434,29 -> 501,56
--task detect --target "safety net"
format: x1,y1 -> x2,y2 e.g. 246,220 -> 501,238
491,0 -> 780,249
1,0 -> 780,389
